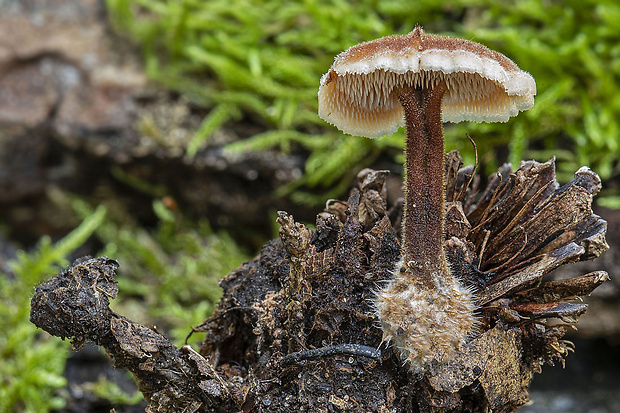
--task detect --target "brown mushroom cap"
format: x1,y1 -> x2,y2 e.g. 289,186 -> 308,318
318,27 -> 537,138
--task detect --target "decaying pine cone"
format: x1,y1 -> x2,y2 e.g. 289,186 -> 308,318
197,151 -> 608,412
29,152 -> 608,412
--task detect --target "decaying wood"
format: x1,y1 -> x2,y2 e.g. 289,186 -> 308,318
30,152 -> 608,412
30,257 -> 238,412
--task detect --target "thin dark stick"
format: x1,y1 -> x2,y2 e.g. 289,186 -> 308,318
457,133 -> 479,201
281,343 -> 381,366
185,306 -> 258,344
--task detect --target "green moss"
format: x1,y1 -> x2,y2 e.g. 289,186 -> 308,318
0,206 -> 106,413
458,0 -> 620,183
107,0 -> 620,203
83,376 -> 143,405
2,189 -> 248,412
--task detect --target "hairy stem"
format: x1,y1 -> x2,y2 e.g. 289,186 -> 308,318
396,81 -> 448,283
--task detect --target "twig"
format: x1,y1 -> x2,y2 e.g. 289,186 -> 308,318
281,343 -> 381,366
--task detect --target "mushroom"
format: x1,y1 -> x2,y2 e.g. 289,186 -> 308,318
318,26 -> 536,372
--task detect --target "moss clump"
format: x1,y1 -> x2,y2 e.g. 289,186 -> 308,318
0,206 -> 106,413
107,0 -> 620,204
2,192 -> 248,412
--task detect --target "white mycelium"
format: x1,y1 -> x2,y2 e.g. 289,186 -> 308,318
374,260 -> 478,374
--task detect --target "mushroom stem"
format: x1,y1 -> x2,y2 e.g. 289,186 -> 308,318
396,81 -> 448,282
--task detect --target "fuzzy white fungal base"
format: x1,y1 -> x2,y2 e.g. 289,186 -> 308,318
374,260 -> 478,374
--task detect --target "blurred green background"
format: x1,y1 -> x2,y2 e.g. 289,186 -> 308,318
2,0 -> 619,411
108,0 -> 620,204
